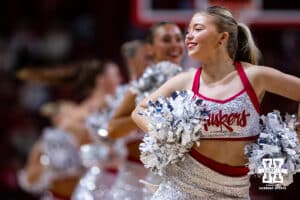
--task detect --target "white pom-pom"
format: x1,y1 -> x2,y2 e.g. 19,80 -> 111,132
139,90 -> 208,175
245,111 -> 300,186
130,61 -> 182,103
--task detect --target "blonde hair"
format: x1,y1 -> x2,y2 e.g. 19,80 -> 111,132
146,21 -> 178,44
200,6 -> 261,64
121,40 -> 145,59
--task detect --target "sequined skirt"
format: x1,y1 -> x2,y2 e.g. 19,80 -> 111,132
142,171 -> 162,200
71,166 -> 117,200
107,160 -> 148,200
151,155 -> 250,200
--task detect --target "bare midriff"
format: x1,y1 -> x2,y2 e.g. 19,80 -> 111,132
192,139 -> 256,166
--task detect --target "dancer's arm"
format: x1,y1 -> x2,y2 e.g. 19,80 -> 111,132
108,90 -> 138,139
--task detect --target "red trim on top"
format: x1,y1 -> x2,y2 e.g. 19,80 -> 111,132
189,148 -> 249,177
191,62 -> 260,113
235,61 -> 261,114
201,134 -> 259,141
196,89 -> 246,104
192,67 -> 201,94
193,67 -> 247,104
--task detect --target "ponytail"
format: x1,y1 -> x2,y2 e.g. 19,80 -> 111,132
236,23 -> 261,65
203,6 -> 261,65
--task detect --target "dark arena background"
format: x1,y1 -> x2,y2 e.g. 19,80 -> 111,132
0,0 -> 299,199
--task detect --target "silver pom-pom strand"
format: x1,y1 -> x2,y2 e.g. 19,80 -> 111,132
85,111 -> 111,142
85,84 -> 129,142
139,90 -> 208,175
83,85 -> 128,168
130,61 -> 182,104
41,128 -> 82,174
245,111 -> 300,186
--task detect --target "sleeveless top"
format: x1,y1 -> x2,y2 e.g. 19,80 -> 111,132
192,61 -> 260,140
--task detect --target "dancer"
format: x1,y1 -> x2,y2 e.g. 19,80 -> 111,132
18,60 -> 121,199
121,40 -> 151,80
108,21 -> 184,138
132,6 -> 300,199
107,21 -> 185,200
72,40 -> 151,200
